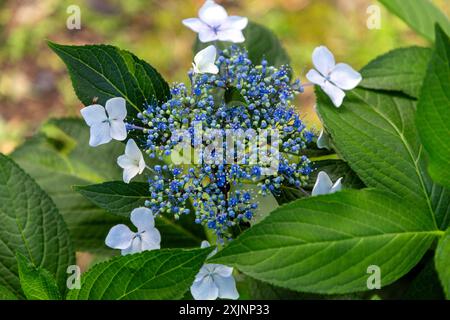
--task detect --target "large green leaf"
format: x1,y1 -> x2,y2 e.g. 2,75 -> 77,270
66,248 -> 211,300
316,88 -> 450,230
416,26 -> 450,189
74,181 -> 205,247
379,0 -> 450,42
17,253 -> 61,300
435,228 -> 450,299
360,47 -> 432,98
12,119 -> 204,252
211,189 -> 441,294
48,42 -> 170,116
194,22 -> 290,67
0,154 -> 74,297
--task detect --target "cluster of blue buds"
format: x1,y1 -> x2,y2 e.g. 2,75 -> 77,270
129,45 -> 313,240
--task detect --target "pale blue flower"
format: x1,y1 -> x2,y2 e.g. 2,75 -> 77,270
190,241 -> 239,300
306,46 -> 362,107
312,171 -> 342,196
117,139 -> 146,183
105,207 -> 161,255
80,97 -> 127,146
183,0 -> 248,43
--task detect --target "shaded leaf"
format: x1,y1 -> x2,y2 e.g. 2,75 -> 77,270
66,248 -> 211,300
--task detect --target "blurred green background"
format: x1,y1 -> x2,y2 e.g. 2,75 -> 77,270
0,0 -> 448,154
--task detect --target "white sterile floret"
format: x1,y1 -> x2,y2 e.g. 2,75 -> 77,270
306,46 -> 362,107
105,207 -> 161,255
80,97 -> 127,147
193,45 -> 219,74
312,171 -> 343,196
117,139 -> 146,183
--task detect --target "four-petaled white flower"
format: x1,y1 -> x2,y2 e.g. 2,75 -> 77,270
80,97 -> 127,147
193,45 -> 219,75
306,46 -> 362,107
105,207 -> 161,255
183,0 -> 248,43
312,171 -> 343,196
117,139 -> 146,184
190,241 -> 239,300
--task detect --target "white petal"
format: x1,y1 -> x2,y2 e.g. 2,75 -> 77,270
105,97 -> 127,121
117,154 -> 134,169
121,237 -> 142,255
331,177 -> 343,193
123,165 -> 140,183
330,63 -> 362,90
190,276 -> 219,300
312,46 -> 335,76
306,69 -> 326,86
199,63 -> 219,74
194,46 -> 219,74
217,29 -> 245,43
125,139 -> 143,160
194,265 -> 210,282
140,229 -> 161,251
225,16 -> 248,30
138,158 -> 146,174
211,264 -> 233,277
80,104 -> 107,126
317,129 -> 331,150
322,81 -> 346,107
109,119 -> 127,141
105,224 -> 134,250
199,0 -> 228,26
198,29 -> 219,43
201,240 -> 211,248
182,18 -> 208,33
214,275 -> 239,300
312,171 -> 334,196
130,207 -> 155,231
89,122 -> 112,147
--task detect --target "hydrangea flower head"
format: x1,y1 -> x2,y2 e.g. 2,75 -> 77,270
123,45 -> 313,240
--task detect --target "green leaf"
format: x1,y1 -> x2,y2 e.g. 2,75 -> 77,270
194,22 -> 290,67
0,154 -> 74,298
66,248 -> 211,300
416,26 -> 450,189
210,189 -> 441,294
436,228 -> 450,299
48,42 -> 170,116
12,119 -> 204,252
11,118 -> 126,253
360,46 -> 432,98
316,88 -> 450,230
379,0 -> 450,42
74,181 -> 205,247
16,253 -> 61,300
0,285 -> 17,300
